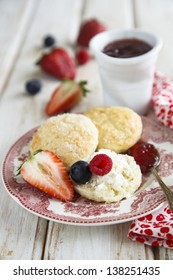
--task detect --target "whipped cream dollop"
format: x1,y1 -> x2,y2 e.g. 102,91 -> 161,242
74,149 -> 142,203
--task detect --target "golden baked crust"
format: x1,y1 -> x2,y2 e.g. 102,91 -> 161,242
31,113 -> 98,167
84,106 -> 142,153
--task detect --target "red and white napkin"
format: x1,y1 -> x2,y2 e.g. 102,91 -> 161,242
128,72 -> 173,248
128,204 -> 173,248
152,72 -> 173,129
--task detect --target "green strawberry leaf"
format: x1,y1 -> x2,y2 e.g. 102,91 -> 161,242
79,80 -> 90,97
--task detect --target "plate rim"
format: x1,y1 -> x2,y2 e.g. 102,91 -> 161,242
0,174 -> 166,226
1,117 -> 169,226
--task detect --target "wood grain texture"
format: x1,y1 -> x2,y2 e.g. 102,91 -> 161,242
0,0 -> 36,96
43,221 -> 154,260
134,0 -> 173,76
81,0 -> 134,29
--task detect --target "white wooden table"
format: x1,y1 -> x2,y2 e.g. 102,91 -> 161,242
0,0 -> 173,260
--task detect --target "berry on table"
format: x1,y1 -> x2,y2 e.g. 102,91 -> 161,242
25,79 -> 42,95
37,47 -> 76,80
77,18 -> 106,47
45,80 -> 89,116
76,48 -> 91,65
70,161 -> 92,184
89,154 -> 113,176
43,35 -> 56,48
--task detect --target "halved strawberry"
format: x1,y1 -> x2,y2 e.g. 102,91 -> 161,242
45,79 -> 89,116
18,150 -> 74,202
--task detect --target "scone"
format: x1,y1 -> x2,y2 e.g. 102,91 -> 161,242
30,113 -> 98,167
74,149 -> 142,203
84,106 -> 142,153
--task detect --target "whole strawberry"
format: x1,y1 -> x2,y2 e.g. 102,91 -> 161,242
77,18 -> 106,47
37,48 -> 76,80
45,79 -> 89,116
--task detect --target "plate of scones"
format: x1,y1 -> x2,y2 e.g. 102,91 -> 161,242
2,106 -> 173,225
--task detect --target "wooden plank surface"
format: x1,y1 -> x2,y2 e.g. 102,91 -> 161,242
134,0 -> 173,76
0,0 -> 35,96
43,221 -> 154,260
0,0 -> 173,260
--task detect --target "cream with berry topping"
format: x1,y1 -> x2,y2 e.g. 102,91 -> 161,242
74,149 -> 142,203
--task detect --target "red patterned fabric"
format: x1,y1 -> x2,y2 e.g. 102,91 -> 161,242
128,204 -> 173,248
152,72 -> 173,129
128,73 -> 173,248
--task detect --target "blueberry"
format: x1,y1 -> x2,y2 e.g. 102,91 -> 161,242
25,79 -> 42,95
70,161 -> 92,184
43,35 -> 56,48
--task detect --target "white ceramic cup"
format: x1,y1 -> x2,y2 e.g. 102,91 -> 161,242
90,29 -> 162,115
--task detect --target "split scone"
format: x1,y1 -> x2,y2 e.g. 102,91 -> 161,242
84,106 -> 142,153
74,149 -> 142,203
30,113 -> 98,167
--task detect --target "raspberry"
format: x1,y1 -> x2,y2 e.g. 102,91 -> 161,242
89,154 -> 113,176
76,49 -> 90,65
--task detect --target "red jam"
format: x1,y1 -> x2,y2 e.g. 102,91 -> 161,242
128,141 -> 160,174
103,38 -> 152,58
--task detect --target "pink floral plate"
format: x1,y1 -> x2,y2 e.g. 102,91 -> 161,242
2,117 -> 173,226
